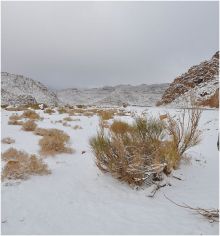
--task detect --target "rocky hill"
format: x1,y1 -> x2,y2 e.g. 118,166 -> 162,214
157,52 -> 219,108
1,72 -> 59,106
56,83 -> 170,107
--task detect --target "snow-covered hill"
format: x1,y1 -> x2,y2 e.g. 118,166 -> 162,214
157,51 -> 219,108
57,83 -> 169,107
1,72 -> 59,106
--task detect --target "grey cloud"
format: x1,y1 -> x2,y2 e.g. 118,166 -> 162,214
1,1 -> 219,89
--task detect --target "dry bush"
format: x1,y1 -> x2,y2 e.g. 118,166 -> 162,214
22,120 -> 37,131
110,120 -> 131,134
1,137 -> 15,144
98,110 -> 115,120
199,89 -> 219,108
34,128 -> 49,136
63,116 -> 73,122
38,128 -> 73,156
8,114 -> 23,125
1,148 -> 50,180
58,107 -> 69,114
5,106 -> 26,111
22,110 -> 40,120
90,109 -> 202,186
44,108 -> 55,114
72,125 -> 82,130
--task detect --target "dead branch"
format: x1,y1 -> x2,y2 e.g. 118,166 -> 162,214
164,194 -> 219,223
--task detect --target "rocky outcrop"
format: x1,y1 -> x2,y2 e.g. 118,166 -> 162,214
1,72 -> 60,106
157,52 -> 219,107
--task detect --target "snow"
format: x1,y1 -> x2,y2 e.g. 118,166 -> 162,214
1,107 -> 219,235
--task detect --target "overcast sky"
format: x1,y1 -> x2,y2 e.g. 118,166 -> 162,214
1,1 -> 219,89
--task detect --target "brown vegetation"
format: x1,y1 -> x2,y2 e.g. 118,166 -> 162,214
38,128 -> 73,156
22,120 -> 37,131
44,108 -> 55,114
2,148 -> 50,180
90,109 -> 202,186
1,137 -> 15,144
199,89 -> 219,108
22,110 -> 40,120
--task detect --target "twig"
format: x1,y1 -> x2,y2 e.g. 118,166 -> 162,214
172,175 -> 182,181
148,183 -> 167,198
164,194 -> 219,223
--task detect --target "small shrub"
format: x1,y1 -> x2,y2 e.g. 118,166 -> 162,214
63,116 -> 73,122
22,120 -> 37,131
58,107 -> 68,114
8,114 -> 23,126
44,108 -> 55,114
34,128 -> 49,136
72,125 -> 82,130
1,137 -> 15,144
98,110 -> 115,120
38,128 -> 73,156
1,148 -> 50,180
199,89 -> 219,108
110,120 -> 131,134
22,110 -> 40,120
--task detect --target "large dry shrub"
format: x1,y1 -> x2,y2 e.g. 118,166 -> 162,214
22,110 -> 40,120
1,148 -> 50,180
38,128 -> 73,156
90,109 -> 202,186
22,120 -> 37,131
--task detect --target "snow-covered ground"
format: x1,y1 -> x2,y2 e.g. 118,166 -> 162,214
1,106 -> 219,235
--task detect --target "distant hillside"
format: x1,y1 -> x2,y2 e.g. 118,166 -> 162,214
157,52 -> 219,108
56,83 -> 170,107
1,72 -> 59,106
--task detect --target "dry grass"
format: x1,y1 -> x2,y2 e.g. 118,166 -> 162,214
38,128 -> 73,156
8,114 -> 23,125
22,120 -> 37,131
98,110 -> 115,120
90,109 -> 202,186
44,108 -> 55,114
1,137 -> 15,144
199,89 -> 219,108
58,107 -> 69,114
72,125 -> 83,130
2,148 -> 50,181
34,128 -> 49,136
22,110 -> 40,120
63,116 -> 74,122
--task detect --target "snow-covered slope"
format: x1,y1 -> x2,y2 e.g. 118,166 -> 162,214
158,51 -> 219,107
57,83 -> 169,106
1,72 -> 59,106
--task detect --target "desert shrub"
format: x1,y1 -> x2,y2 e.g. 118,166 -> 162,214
63,116 -> 73,122
58,107 -> 68,114
110,120 -> 131,134
98,110 -> 115,120
1,104 -> 8,109
199,89 -> 219,108
34,128 -> 49,136
22,110 -> 40,120
90,109 -> 202,186
38,128 -> 73,156
22,120 -> 37,131
1,137 -> 15,144
72,125 -> 82,130
1,148 -> 50,180
44,108 -> 55,114
8,114 -> 23,125
76,105 -> 86,109
166,109 -> 202,157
